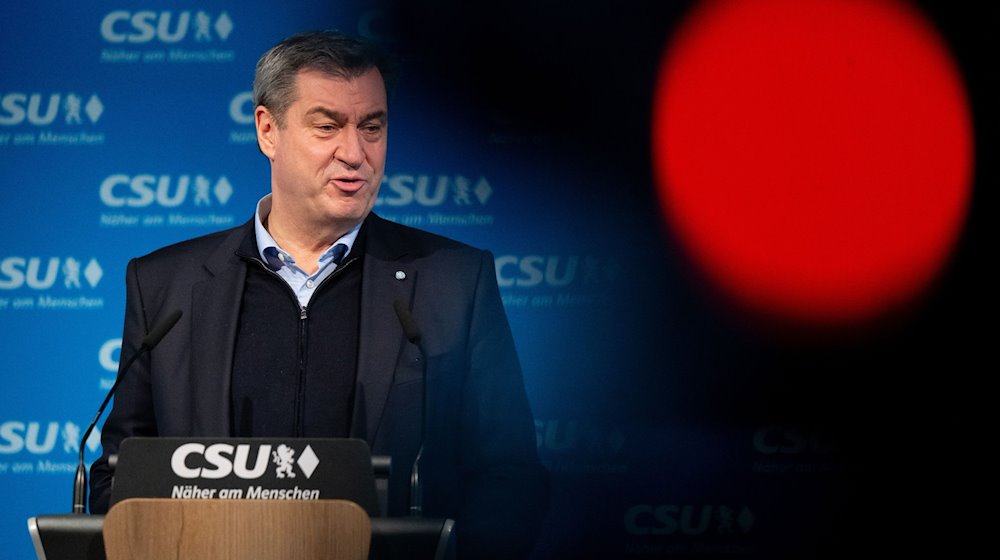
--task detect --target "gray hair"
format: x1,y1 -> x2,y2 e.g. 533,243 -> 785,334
253,30 -> 394,126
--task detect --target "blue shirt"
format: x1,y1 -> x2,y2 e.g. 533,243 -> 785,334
253,195 -> 360,308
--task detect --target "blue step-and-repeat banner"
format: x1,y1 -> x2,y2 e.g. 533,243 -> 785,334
1,1 -> 991,558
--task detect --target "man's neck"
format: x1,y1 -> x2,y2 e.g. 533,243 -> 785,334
265,209 -> 359,275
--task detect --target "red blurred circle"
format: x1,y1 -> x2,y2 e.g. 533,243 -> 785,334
652,0 -> 973,325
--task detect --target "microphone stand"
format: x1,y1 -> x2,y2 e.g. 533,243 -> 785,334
72,309 -> 182,513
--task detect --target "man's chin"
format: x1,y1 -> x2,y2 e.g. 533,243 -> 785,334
321,205 -> 373,229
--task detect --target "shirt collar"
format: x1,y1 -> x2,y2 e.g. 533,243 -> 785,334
254,194 -> 362,270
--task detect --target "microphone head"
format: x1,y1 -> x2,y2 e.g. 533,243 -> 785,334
140,309 -> 183,350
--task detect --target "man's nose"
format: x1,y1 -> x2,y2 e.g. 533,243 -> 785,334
335,127 -> 365,169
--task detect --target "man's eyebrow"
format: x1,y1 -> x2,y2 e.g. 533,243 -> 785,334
360,110 -> 388,124
305,107 -> 347,121
305,107 -> 387,123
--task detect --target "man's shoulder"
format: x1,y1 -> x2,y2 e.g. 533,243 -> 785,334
367,213 -> 486,261
132,220 -> 250,272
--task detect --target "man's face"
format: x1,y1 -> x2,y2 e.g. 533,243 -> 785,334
256,68 -> 387,231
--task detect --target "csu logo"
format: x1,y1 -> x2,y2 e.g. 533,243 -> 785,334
0,421 -> 99,454
171,443 -> 319,480
100,174 -> 234,208
101,11 -> 234,44
99,339 -> 123,373
0,93 -> 104,126
376,174 -> 493,207
229,92 -> 254,125
535,419 -> 625,454
496,255 -> 620,288
0,257 -> 103,290
753,425 -> 836,455
625,505 -> 755,536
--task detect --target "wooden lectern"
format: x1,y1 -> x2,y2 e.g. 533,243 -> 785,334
30,440 -> 454,559
102,499 -> 370,560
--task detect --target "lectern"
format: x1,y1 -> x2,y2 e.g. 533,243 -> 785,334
29,438 -> 455,559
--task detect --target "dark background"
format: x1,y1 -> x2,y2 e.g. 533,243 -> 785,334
381,1 -> 994,556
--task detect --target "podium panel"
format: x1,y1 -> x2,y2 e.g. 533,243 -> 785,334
103,499 -> 370,560
28,513 -> 454,560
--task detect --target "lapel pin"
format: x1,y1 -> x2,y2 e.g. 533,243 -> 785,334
395,270 -> 406,280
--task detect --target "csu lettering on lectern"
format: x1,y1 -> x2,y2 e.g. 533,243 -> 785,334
170,443 -> 271,479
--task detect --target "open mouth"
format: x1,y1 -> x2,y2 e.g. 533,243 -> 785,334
331,177 -> 365,192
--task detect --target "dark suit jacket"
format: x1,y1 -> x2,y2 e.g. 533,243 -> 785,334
90,213 -> 547,556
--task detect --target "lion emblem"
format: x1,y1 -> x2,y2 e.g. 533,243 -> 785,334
271,444 -> 296,478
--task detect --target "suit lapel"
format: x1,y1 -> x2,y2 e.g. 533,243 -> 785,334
189,225 -> 248,436
353,214 -> 416,442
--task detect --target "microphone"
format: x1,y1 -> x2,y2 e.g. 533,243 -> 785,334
72,309 -> 182,514
393,300 -> 426,517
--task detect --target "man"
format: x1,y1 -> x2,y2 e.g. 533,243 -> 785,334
90,31 -> 547,558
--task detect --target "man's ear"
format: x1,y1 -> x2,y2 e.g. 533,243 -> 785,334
255,105 -> 277,159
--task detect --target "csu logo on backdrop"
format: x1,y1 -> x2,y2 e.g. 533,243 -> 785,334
753,425 -> 837,455
534,419 -> 627,474
229,92 -> 254,125
0,257 -> 103,290
535,419 -> 625,454
227,92 -> 257,144
376,174 -> 493,207
0,93 -> 104,126
625,505 -> 755,536
495,255 -> 620,288
99,339 -> 122,373
99,174 -> 233,208
100,10 -> 233,44
171,443 -> 320,480
0,421 -> 99,455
